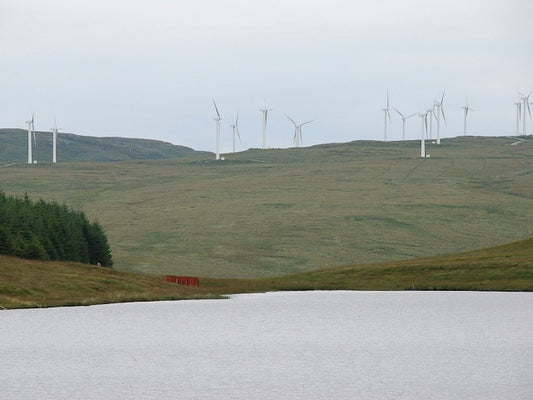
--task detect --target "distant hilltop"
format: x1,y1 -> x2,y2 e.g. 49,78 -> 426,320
0,128 -> 212,163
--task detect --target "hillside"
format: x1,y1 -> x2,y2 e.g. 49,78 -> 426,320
0,254 -> 209,309
0,128 -> 211,163
0,135 -> 532,278
205,236 -> 533,293
1,236 -> 531,309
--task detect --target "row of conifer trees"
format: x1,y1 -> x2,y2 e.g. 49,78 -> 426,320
0,191 -> 113,266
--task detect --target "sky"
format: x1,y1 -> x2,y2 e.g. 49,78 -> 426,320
1,0 -> 532,153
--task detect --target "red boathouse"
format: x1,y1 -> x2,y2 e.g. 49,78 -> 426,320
166,275 -> 199,287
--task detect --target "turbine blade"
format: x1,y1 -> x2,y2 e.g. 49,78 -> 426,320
407,112 -> 417,119
285,114 -> 297,126
393,107 -> 404,119
235,111 -> 239,125
212,98 -> 221,118
441,105 -> 447,125
301,120 -> 313,126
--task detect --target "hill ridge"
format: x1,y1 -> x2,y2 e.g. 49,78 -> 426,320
0,128 -> 212,163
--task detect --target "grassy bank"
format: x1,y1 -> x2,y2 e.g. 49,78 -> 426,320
1,237 -> 531,309
0,255 -> 221,309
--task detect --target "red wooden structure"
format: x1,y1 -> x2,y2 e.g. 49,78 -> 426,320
166,275 -> 199,287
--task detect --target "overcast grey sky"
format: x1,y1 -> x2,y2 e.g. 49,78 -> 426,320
1,0 -> 532,153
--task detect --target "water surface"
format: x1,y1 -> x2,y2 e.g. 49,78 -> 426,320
1,291 -> 531,399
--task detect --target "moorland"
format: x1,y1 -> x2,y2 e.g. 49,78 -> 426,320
0,135 -> 532,308
1,135 -> 532,278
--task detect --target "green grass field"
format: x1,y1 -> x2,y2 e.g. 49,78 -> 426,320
1,135 -> 532,279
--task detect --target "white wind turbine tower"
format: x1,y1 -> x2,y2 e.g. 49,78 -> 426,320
382,90 -> 391,141
230,112 -> 241,153
286,115 -> 313,147
514,101 -> 522,136
51,116 -> 61,163
25,113 -> 35,164
418,111 -> 428,158
462,95 -> 474,136
518,90 -> 532,135
427,108 -> 434,140
259,102 -> 272,149
433,91 -> 446,144
393,108 -> 417,140
212,99 -> 222,160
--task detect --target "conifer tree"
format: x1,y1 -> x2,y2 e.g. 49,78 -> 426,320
0,191 -> 113,266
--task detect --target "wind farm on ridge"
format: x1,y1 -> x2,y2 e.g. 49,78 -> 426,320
8,86 -> 533,165
206,88 -> 533,161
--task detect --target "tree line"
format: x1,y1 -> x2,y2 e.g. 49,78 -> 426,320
0,191 -> 113,266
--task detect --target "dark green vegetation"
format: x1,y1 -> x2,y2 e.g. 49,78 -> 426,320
0,192 -> 112,266
0,128 -> 211,163
1,237 -> 531,309
0,135 -> 532,279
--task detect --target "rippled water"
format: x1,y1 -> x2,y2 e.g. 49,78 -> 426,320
1,291 -> 532,399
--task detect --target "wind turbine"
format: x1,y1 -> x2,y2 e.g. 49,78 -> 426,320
230,112 -> 241,153
212,99 -> 222,160
51,115 -> 61,163
393,108 -> 417,140
382,90 -> 391,141
433,91 -> 446,144
259,102 -> 272,149
462,95 -> 474,136
514,101 -> 522,136
418,111 -> 428,158
286,115 -> 313,147
25,113 -> 35,164
518,90 -> 532,135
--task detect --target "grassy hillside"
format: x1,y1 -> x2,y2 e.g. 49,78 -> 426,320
205,236 -> 533,293
0,128 -> 211,163
0,254 -> 214,309
1,237 -> 531,309
0,135 -> 532,278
